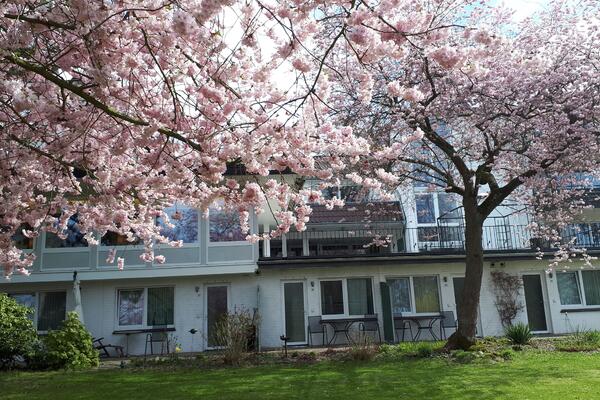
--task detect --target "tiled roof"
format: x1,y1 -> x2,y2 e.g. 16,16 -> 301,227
308,202 -> 404,224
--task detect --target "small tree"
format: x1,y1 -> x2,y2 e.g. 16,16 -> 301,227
0,293 -> 38,369
41,312 -> 99,369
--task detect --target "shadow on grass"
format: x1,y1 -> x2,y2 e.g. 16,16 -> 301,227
2,352 -> 600,400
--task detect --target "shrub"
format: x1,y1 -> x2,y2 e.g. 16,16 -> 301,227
499,349 -> 515,360
0,293 -> 38,369
377,341 -> 444,360
348,333 -> 377,362
211,308 -> 257,366
41,312 -> 99,369
556,329 -> 600,352
452,349 -> 476,363
505,323 -> 532,345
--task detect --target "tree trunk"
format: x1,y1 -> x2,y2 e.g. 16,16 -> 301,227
445,195 -> 485,350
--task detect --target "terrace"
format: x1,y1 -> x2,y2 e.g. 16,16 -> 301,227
258,202 -> 600,262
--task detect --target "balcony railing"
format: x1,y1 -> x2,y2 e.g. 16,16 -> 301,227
259,223 -> 600,260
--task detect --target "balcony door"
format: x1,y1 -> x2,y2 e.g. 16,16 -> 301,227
523,274 -> 548,332
206,285 -> 229,348
282,281 -> 306,344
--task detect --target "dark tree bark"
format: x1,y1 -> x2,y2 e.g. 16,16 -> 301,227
445,193 -> 485,350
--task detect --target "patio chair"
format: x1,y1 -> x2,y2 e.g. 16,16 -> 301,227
144,327 -> 170,358
93,337 -> 124,358
440,310 -> 458,340
393,313 -> 413,342
358,314 -> 382,343
307,316 -> 328,347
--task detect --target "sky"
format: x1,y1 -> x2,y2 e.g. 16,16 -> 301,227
498,0 -> 548,20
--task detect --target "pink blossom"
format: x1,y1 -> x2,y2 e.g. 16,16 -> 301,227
292,58 -> 311,73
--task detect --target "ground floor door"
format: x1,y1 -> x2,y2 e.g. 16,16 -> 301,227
206,285 -> 229,348
453,277 -> 465,320
522,274 -> 548,332
283,281 -> 306,344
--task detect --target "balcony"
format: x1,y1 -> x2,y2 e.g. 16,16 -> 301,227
258,222 -> 600,261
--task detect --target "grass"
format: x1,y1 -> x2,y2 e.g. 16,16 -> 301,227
2,352 -> 600,399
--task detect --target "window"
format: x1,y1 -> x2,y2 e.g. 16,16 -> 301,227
118,289 -> 144,326
157,205 -> 198,243
320,278 -> 374,316
414,192 -> 463,248
416,194 -> 435,223
117,287 -> 174,327
413,276 -> 441,313
388,276 -> 441,314
582,270 -> 600,305
12,225 -> 34,249
209,201 -> 244,242
9,291 -> 66,331
45,215 -> 88,248
389,278 -> 411,313
8,293 -> 36,320
557,272 -> 582,305
438,193 -> 462,220
563,223 -> 600,247
557,270 -> 600,307
101,231 -> 141,246
320,281 -> 344,315
38,292 -> 67,331
347,278 -> 374,315
147,287 -> 175,325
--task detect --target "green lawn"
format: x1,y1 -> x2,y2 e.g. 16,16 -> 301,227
2,352 -> 600,400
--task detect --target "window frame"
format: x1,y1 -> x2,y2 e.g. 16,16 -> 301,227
115,286 -> 176,329
8,290 -> 67,333
557,270 -> 600,308
387,275 -> 442,315
318,277 -> 375,317
413,191 -> 462,246
207,200 -> 249,245
156,204 -> 200,245
43,214 -> 89,250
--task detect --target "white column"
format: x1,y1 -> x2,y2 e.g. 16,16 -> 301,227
263,224 -> 271,257
282,233 -> 288,258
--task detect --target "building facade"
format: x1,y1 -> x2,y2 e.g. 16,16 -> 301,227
3,188 -> 600,354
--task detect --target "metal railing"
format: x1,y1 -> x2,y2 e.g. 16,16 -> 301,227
259,223 -> 600,259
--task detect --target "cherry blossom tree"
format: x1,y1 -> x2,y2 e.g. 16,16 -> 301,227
287,0 -> 600,348
2,0 -> 599,351
0,0 -> 376,277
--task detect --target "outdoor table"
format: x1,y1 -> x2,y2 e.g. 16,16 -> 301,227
320,316 -> 378,345
393,314 -> 443,341
112,327 -> 176,356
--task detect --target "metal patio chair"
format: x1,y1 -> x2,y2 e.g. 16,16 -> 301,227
440,310 -> 458,340
307,316 -> 328,347
358,314 -> 382,343
393,313 -> 414,342
144,326 -> 170,358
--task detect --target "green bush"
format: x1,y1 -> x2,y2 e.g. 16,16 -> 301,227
377,341 -> 444,360
499,349 -> 515,360
0,293 -> 38,369
41,312 -> 99,369
505,323 -> 532,345
556,329 -> 600,352
452,349 -> 476,363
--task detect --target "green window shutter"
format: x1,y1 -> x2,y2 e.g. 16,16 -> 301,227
380,282 -> 394,343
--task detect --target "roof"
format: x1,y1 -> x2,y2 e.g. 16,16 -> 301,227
308,201 -> 404,225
